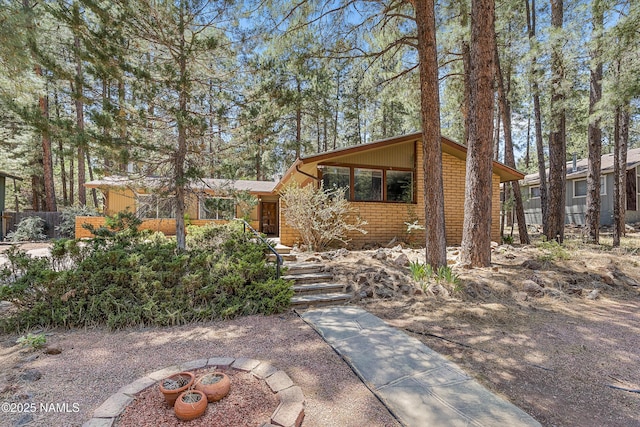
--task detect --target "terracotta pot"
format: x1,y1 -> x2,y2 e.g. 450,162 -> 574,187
159,371 -> 195,407
195,372 -> 231,402
174,390 -> 207,421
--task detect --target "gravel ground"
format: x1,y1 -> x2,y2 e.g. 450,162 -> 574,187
0,313 -> 400,427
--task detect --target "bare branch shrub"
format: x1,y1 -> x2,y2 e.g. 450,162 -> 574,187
280,183 -> 367,251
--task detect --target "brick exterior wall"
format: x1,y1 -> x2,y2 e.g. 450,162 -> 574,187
75,216 -> 259,239
279,140 -> 502,248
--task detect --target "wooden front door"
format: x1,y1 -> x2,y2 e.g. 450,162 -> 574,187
261,202 -> 278,235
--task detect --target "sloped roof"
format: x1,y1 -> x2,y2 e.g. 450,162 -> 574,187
277,131 -> 524,189
0,171 -> 23,180
85,176 -> 277,195
523,147 -> 640,185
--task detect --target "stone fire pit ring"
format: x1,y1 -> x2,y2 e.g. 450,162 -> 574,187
82,357 -> 305,427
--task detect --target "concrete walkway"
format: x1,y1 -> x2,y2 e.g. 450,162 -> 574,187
300,306 -> 541,427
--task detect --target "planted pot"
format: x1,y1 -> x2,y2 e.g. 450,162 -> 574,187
159,371 -> 195,407
174,390 -> 207,421
195,372 -> 231,402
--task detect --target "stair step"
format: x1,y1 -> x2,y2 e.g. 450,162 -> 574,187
285,263 -> 325,275
293,282 -> 345,295
291,292 -> 353,308
267,253 -> 297,262
274,244 -> 292,254
283,272 -> 334,285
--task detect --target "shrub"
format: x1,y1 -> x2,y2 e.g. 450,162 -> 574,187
409,261 -> 461,294
17,332 -> 46,350
0,223 -> 293,331
56,205 -> 99,237
7,216 -> 47,241
536,239 -> 570,262
279,183 -> 367,251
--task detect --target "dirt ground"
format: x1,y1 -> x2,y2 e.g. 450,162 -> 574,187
302,230 -> 640,427
1,235 -> 640,427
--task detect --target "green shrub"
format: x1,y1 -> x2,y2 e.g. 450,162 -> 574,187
409,261 -> 461,294
7,216 -> 47,241
0,223 -> 293,331
56,205 -> 99,238
17,332 -> 46,350
536,239 -> 570,262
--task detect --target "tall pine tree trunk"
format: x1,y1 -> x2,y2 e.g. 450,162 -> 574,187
174,4 -> 187,250
613,105 -> 630,247
23,0 -> 56,212
584,0 -> 604,244
74,35 -> 86,206
546,0 -> 566,243
525,0 -> 548,235
460,0 -> 495,267
494,29 -> 529,244
413,0 -> 447,268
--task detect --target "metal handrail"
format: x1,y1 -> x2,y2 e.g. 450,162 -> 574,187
235,218 -> 283,279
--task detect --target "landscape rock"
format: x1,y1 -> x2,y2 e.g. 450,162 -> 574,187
523,280 -> 543,296
393,253 -> 410,267
586,289 -> 600,300
19,369 -> 42,382
373,249 -> 387,260
522,260 -> 543,270
599,271 -> 616,286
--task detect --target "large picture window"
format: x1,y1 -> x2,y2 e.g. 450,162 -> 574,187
320,164 -> 414,203
354,168 -> 383,201
200,197 -> 235,220
137,194 -> 176,218
322,166 -> 350,193
386,171 -> 413,202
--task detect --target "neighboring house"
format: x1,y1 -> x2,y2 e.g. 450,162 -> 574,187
521,148 -> 640,226
0,171 -> 22,241
78,132 -> 524,247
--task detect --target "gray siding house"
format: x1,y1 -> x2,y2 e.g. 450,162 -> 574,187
521,148 -> 640,226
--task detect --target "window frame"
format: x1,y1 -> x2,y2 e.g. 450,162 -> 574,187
354,167 -> 383,202
529,186 -> 540,199
199,196 -> 235,220
319,163 -> 415,203
573,179 -> 588,198
136,194 -> 177,219
573,177 -> 607,198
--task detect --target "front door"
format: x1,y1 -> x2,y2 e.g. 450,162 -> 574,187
261,202 -> 278,235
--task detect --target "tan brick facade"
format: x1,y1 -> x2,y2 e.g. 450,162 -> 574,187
279,139 -> 503,248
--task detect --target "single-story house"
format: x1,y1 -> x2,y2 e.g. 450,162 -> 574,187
77,132 -> 524,247
521,148 -> 640,226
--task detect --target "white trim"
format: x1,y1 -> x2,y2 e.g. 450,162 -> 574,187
529,185 -> 540,199
573,179 -> 587,198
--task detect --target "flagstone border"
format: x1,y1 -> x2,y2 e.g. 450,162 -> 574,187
82,357 -> 305,427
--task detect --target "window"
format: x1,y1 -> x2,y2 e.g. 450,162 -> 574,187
137,194 -> 176,218
574,179 -> 587,197
200,197 -> 235,220
386,171 -> 413,202
354,168 -> 382,201
322,166 -> 350,193
573,177 -> 607,198
530,186 -> 540,198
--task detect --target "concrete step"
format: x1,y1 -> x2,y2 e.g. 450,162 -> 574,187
285,263 -> 325,275
291,292 -> 353,308
274,244 -> 292,254
267,253 -> 297,262
293,282 -> 345,296
283,272 -> 334,285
